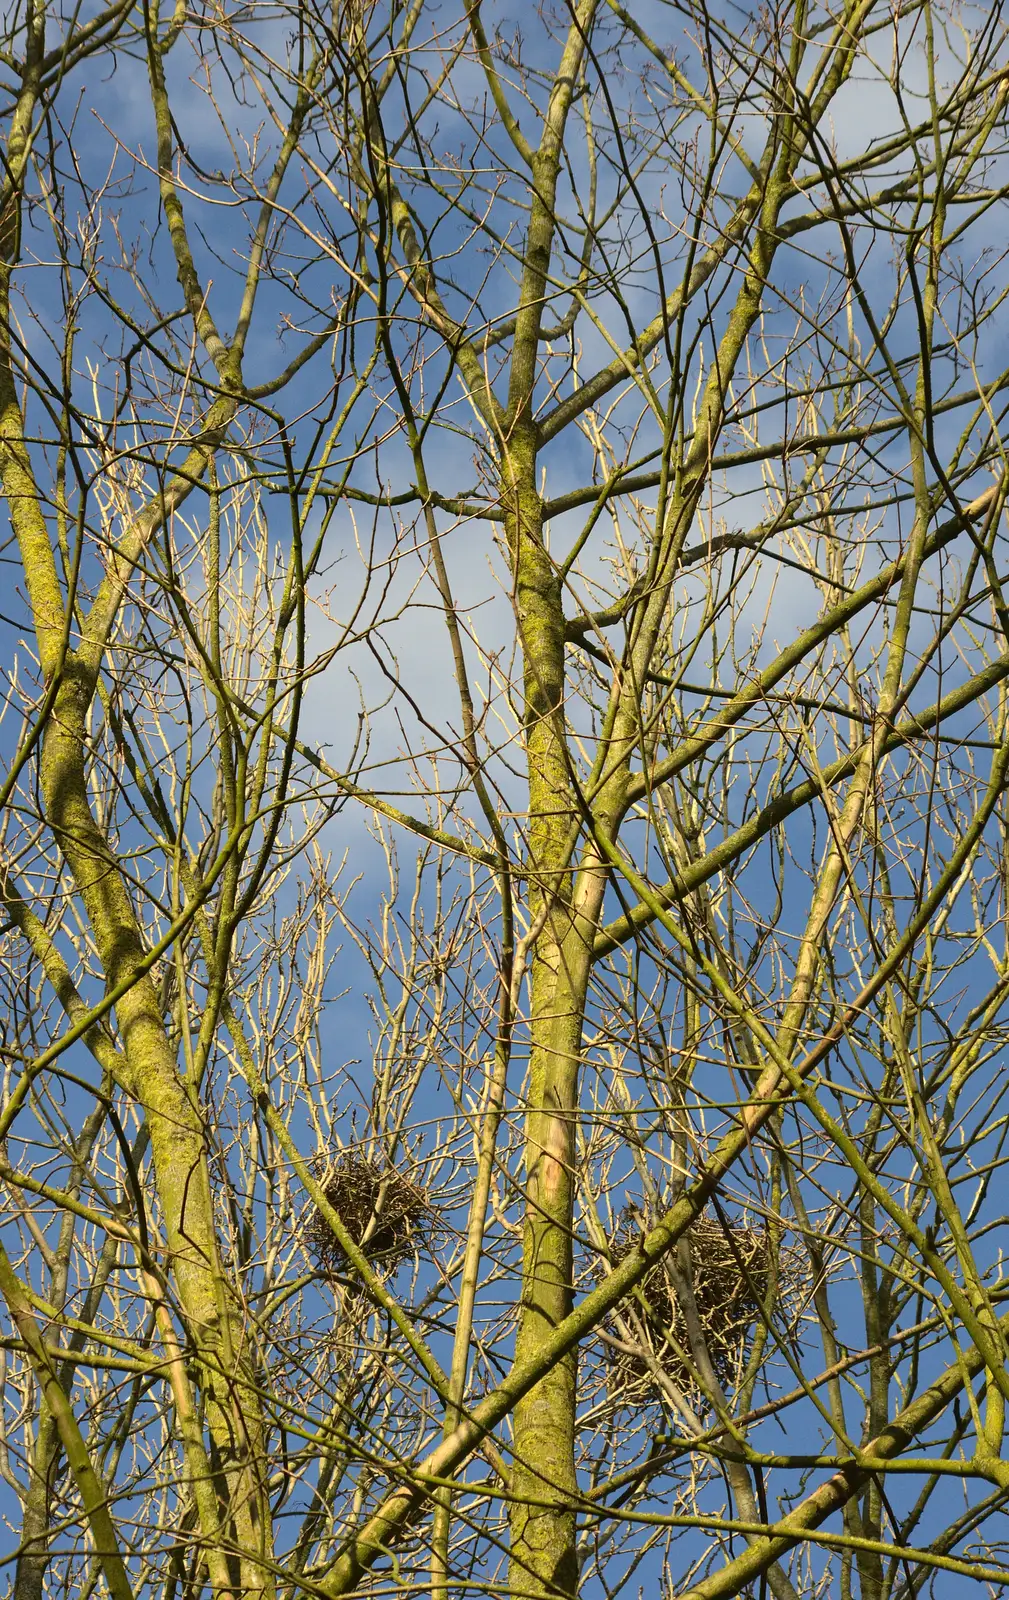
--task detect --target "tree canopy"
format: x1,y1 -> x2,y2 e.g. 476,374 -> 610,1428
3,2 -> 1009,1597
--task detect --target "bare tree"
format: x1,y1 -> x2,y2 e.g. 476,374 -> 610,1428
3,1 -> 1009,1598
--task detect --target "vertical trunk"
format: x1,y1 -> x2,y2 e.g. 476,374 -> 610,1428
506,442 -> 615,1596
496,14 -> 597,1581
14,1410 -> 59,1600
507,444 -> 583,1598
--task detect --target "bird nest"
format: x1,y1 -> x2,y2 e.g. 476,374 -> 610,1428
603,1212 -> 784,1399
304,1150 -> 431,1276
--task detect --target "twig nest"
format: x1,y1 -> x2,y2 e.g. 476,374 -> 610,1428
605,1211 -> 784,1397
304,1150 -> 431,1276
